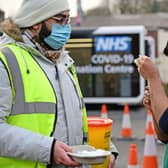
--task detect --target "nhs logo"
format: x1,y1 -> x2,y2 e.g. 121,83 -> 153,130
94,36 -> 131,52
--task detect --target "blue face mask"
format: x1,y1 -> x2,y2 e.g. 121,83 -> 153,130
44,24 -> 71,50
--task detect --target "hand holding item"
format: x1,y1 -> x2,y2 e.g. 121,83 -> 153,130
53,140 -> 81,167
134,55 -> 160,81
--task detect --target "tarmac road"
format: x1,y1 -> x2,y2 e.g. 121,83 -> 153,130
87,105 -> 165,168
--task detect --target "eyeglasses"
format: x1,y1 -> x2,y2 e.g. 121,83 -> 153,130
52,13 -> 71,25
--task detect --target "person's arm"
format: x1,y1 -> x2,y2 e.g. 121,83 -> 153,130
137,56 -> 168,142
143,86 -> 168,141
148,76 -> 168,123
148,73 -> 168,142
136,56 -> 168,122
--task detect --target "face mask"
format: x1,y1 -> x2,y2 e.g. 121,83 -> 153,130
44,24 -> 71,50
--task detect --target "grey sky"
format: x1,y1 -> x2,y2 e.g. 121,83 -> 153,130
0,0 -> 101,17
0,0 -> 23,17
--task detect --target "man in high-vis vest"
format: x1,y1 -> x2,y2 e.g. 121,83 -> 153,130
0,0 -> 118,168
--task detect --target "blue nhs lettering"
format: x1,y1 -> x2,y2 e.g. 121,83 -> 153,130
95,36 -> 131,52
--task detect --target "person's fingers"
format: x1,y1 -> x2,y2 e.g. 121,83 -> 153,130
53,141 -> 81,167
143,97 -> 152,110
135,55 -> 148,65
58,152 -> 81,166
143,89 -> 152,109
143,93 -> 150,103
143,98 -> 150,106
145,85 -> 150,90
61,143 -> 72,152
134,59 -> 139,66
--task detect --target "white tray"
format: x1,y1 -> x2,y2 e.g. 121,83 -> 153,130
67,145 -> 110,165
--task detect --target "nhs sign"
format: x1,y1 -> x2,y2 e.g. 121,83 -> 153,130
94,36 -> 131,52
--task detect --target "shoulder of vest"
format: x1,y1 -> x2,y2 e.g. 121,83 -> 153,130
68,65 -> 76,75
0,43 -> 20,52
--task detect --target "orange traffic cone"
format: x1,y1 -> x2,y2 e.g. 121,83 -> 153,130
142,121 -> 158,168
120,104 -> 133,139
128,144 -> 139,168
100,104 -> 108,118
146,111 -> 162,144
145,110 -> 157,139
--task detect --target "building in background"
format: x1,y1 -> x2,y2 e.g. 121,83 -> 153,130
71,13 -> 168,57
75,0 -> 83,26
69,12 -> 168,105
0,9 -> 4,22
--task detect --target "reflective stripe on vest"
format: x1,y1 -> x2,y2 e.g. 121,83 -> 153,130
0,45 -> 57,168
1,47 -> 56,115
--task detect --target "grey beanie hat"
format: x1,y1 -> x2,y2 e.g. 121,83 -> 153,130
12,0 -> 70,28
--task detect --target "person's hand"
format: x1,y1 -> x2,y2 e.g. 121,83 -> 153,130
143,86 -> 152,111
53,140 -> 81,167
108,154 -> 116,168
135,56 -> 160,81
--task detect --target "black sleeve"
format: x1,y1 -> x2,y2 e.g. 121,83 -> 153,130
159,108 -> 168,143
50,138 -> 56,163
47,138 -> 56,168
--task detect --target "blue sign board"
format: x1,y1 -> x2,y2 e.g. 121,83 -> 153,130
94,36 -> 131,52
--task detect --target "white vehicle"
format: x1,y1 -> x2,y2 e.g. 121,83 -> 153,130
66,26 -> 154,105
